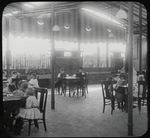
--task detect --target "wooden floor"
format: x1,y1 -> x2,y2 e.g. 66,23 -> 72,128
7,84 -> 147,137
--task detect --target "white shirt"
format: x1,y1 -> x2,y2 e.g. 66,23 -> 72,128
28,79 -> 39,88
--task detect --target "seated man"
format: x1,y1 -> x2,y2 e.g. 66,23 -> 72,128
57,68 -> 69,94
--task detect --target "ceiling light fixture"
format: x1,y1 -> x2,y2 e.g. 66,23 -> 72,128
52,25 -> 61,31
64,25 -> 70,29
116,2 -> 127,19
37,21 -> 44,25
109,32 -> 114,38
86,27 -> 92,31
52,3 -> 60,32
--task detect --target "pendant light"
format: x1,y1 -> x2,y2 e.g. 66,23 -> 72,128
116,2 -> 127,19
52,3 -> 60,31
109,6 -> 114,38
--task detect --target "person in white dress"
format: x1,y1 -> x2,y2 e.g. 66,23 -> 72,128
28,73 -> 39,88
18,87 -> 41,120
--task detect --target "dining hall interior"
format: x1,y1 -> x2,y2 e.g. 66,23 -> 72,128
1,1 -> 149,137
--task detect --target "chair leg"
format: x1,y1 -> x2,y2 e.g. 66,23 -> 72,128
77,87 -> 79,98
43,116 -> 47,131
103,99 -> 105,113
34,119 -> 39,129
63,86 -> 66,97
86,86 -> 88,94
138,99 -> 141,115
84,88 -> 86,98
111,98 -> 114,115
28,120 -> 32,136
121,101 -> 124,112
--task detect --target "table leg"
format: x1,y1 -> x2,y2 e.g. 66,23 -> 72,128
69,81 -> 71,97
126,94 -> 128,113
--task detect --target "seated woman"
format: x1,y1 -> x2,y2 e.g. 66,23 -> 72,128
56,68 -> 69,94
28,73 -> 39,88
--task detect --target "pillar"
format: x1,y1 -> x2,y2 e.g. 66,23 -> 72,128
128,2 -> 133,136
77,6 -> 81,68
51,3 -> 55,109
139,3 -> 142,73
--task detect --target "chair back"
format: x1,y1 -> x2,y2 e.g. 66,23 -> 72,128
137,81 -> 147,98
101,80 -> 113,98
34,87 -> 48,114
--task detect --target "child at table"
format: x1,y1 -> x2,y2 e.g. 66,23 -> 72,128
18,87 -> 41,119
56,68 -> 69,94
73,67 -> 85,77
28,73 -> 39,88
13,82 -> 28,98
15,87 -> 41,131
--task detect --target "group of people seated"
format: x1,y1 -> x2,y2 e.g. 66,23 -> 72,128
3,71 -> 41,133
56,67 -> 87,94
3,71 -> 39,94
107,66 -> 146,110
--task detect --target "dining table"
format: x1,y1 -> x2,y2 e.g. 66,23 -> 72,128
3,94 -> 25,135
63,76 -> 81,97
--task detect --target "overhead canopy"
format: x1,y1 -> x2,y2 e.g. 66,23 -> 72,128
2,1 -> 147,43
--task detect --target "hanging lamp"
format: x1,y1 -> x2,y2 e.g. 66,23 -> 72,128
116,2 -> 127,19
109,7 -> 114,38
52,3 -> 60,32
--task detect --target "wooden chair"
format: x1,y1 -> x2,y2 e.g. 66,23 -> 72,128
23,87 -> 48,135
133,81 -> 147,115
101,80 -> 124,114
101,80 -> 115,114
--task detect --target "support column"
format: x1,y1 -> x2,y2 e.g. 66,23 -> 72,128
128,2 -> 133,136
106,42 -> 109,67
125,29 -> 128,72
77,7 -> 81,68
6,17 -> 12,77
97,46 -> 100,67
139,3 -> 142,73
51,3 -> 55,109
